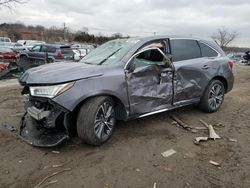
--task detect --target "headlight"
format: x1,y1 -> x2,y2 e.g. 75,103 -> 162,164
29,82 -> 74,98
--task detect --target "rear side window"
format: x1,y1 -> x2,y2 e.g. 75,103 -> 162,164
199,42 -> 218,57
170,39 -> 201,62
46,46 -> 56,53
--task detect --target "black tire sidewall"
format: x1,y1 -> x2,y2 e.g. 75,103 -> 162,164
77,96 -> 116,146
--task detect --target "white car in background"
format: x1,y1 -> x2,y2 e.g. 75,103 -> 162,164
0,37 -> 13,47
71,43 -> 95,61
12,40 -> 45,52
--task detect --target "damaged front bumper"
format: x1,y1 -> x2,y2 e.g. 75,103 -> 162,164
19,97 -> 71,147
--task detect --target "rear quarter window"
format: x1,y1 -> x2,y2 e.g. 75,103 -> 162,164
61,47 -> 73,54
170,39 -> 201,62
199,42 -> 218,57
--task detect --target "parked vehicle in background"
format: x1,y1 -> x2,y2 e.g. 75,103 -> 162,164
71,43 -> 95,60
0,37 -> 12,46
227,53 -> 244,63
17,44 -> 75,71
12,40 -> 45,52
0,47 -> 17,63
19,36 -> 234,147
242,50 -> 250,65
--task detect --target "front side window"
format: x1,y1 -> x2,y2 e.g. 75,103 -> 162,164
31,45 -> 41,52
133,49 -> 166,67
199,42 -> 218,57
170,39 -> 201,62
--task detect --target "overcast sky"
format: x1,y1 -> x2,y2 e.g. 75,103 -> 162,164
0,0 -> 250,47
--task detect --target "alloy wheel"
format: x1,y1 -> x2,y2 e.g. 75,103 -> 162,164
208,83 -> 224,110
94,102 -> 115,140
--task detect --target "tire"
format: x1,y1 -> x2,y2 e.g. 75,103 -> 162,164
199,79 -> 225,113
77,96 -> 116,146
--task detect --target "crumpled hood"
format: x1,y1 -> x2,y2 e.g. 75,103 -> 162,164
20,62 -> 104,85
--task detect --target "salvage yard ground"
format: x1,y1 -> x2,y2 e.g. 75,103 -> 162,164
0,64 -> 250,188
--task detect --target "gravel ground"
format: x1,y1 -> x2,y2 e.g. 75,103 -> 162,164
0,64 -> 249,188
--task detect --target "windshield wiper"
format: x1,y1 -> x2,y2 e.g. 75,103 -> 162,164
98,48 -> 122,65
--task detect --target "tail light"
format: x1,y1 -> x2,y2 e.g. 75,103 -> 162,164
228,60 -> 233,70
57,51 -> 62,58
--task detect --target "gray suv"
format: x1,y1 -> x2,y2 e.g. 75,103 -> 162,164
19,36 -> 234,147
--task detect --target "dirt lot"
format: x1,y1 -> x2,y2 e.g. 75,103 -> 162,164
0,64 -> 249,188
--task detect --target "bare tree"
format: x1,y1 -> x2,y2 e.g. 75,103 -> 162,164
212,27 -> 238,49
0,0 -> 25,9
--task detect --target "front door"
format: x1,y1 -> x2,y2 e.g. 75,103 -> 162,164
125,47 -> 174,116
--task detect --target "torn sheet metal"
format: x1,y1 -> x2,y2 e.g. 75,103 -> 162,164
19,113 -> 69,147
128,64 -> 173,115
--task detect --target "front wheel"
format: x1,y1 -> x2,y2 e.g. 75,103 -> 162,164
77,96 -> 116,146
199,80 -> 225,113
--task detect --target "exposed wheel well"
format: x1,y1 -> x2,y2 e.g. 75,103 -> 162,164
212,76 -> 228,93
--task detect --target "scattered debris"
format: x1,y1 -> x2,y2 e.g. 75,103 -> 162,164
52,164 -> 63,168
34,168 -> 71,188
104,184 -> 110,188
11,112 -> 24,117
153,164 -> 159,167
193,126 -> 207,130
18,160 -> 22,163
194,137 -> 208,145
40,180 -> 58,188
170,115 -> 193,130
214,123 -> 224,127
163,167 -> 172,172
209,160 -> 220,167
135,168 -> 141,172
171,115 -> 206,132
186,182 -> 191,186
5,170 -> 9,174
2,122 -> 17,132
229,138 -> 237,142
153,182 -> 157,188
200,120 -> 221,140
194,120 -> 221,145
161,149 -> 176,158
51,151 -> 60,154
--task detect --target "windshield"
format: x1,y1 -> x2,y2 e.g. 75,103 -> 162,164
80,39 -> 138,65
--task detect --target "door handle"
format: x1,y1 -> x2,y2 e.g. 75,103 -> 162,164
202,65 -> 210,69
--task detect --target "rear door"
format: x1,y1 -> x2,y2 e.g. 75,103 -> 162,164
170,39 -> 212,104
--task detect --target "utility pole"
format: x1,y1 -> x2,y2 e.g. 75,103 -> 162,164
63,22 -> 66,41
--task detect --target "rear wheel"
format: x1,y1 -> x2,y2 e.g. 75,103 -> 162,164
199,80 -> 225,113
77,96 -> 116,146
